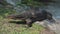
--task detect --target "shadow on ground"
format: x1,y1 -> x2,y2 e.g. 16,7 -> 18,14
9,20 -> 26,24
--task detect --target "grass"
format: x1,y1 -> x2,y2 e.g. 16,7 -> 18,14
0,18 -> 44,34
0,4 -> 45,34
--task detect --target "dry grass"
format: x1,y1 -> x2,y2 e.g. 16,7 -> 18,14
0,18 -> 44,34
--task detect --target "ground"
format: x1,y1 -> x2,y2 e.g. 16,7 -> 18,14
0,18 -> 44,34
0,17 -> 58,34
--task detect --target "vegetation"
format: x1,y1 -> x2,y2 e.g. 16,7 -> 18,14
0,7 -> 15,18
0,19 -> 44,34
0,0 -> 55,34
17,0 -> 55,7
0,7 -> 44,34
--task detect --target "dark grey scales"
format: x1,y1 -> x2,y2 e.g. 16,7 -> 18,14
7,10 -> 56,27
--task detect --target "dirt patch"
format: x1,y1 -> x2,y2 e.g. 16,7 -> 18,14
40,28 -> 56,34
